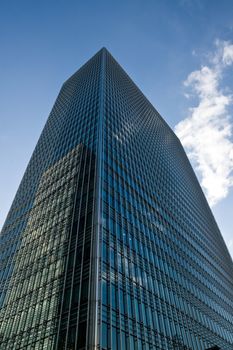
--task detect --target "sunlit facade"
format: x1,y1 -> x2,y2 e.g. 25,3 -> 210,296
0,48 -> 233,349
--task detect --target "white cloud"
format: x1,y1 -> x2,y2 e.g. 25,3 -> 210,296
222,43 -> 233,66
175,40 -> 233,207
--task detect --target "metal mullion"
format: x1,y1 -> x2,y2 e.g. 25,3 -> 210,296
109,167 -> 120,350
75,151 -> 93,348
115,144 -> 130,349
81,152 -> 97,348
125,189 -> 142,347
122,218 -> 133,347
106,164 -> 111,348
96,50 -> 105,350
86,49 -> 105,350
66,147 -> 88,345
136,197 -> 157,349
55,146 -> 83,349
121,150 -> 143,347
133,224 -> 148,345
134,191 -> 156,348
109,104 -> 127,348
65,150 -> 87,348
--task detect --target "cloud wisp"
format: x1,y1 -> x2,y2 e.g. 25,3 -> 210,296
175,40 -> 233,207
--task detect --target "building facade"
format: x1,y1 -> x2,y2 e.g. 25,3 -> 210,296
0,48 -> 233,349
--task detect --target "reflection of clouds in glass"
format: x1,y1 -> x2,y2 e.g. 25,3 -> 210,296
113,121 -> 136,144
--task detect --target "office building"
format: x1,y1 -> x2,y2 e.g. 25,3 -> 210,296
0,48 -> 233,349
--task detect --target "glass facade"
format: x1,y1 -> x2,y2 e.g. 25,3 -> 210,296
0,48 -> 233,349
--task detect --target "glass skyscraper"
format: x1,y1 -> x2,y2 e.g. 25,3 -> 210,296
0,48 -> 233,350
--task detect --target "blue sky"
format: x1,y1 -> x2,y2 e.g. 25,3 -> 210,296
0,0 -> 233,257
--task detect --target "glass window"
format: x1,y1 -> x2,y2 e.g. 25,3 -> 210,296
102,322 -> 108,349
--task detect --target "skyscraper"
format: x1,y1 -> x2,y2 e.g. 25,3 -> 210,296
0,48 -> 233,350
